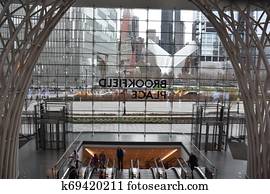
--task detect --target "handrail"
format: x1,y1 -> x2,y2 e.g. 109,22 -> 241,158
155,158 -> 167,179
130,159 -> 140,179
137,159 -> 139,169
131,159 -> 134,169
104,158 -> 110,178
61,167 -> 71,179
169,167 -> 181,179
87,168 -> 96,179
83,158 -> 92,179
154,158 -> 158,168
178,157 -> 189,168
52,132 -> 82,178
149,167 -> 156,179
55,132 -> 81,166
111,159 -> 116,179
159,159 -> 167,179
194,167 -> 207,179
177,158 -> 188,179
181,132 -> 216,177
154,158 -> 160,178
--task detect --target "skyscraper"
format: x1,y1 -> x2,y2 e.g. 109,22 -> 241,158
32,8 -> 118,88
174,10 -> 185,52
160,10 -> 174,54
160,10 -> 185,54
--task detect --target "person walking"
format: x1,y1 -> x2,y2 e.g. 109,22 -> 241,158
116,147 -> 124,171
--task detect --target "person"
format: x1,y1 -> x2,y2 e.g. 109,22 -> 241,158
69,150 -> 79,168
68,166 -> 78,179
99,151 -> 107,169
70,150 -> 79,160
90,154 -> 99,168
116,147 -> 124,171
187,153 -> 198,178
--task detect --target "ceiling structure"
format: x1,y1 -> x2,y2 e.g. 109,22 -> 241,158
73,0 -> 198,9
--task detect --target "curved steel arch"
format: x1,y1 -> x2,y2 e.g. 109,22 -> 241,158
190,0 -> 270,178
0,0 -> 75,178
0,0 -> 269,178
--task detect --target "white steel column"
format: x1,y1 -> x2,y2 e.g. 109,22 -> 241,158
0,0 -> 75,178
190,0 -> 270,178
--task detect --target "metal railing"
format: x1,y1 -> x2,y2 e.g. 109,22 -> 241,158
154,158 -> 167,179
51,132 -> 82,178
177,158 -> 190,179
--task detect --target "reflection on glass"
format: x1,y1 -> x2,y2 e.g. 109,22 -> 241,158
12,7 -> 243,133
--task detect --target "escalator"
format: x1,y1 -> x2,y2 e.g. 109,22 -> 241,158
166,168 -> 181,179
139,169 -> 155,179
61,159 -> 89,179
153,158 -> 167,179
130,159 -> 140,179
89,159 -> 114,179
193,167 -> 207,179
177,158 -> 192,179
115,159 -> 135,179
177,157 -> 207,179
115,169 -> 130,179
89,168 -> 100,179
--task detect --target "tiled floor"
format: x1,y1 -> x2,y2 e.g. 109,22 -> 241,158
19,132 -> 247,179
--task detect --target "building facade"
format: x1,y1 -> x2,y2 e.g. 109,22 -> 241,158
32,8 -> 118,89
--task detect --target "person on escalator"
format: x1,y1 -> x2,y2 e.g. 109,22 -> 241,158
187,153 -> 198,178
99,151 -> 107,169
69,150 -> 79,168
69,166 -> 79,179
91,154 -> 99,169
116,147 -> 124,171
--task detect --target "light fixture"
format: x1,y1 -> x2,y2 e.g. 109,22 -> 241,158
85,148 -> 94,157
161,149 -> 178,161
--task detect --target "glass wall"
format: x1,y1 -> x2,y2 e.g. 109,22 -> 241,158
24,8 -> 242,134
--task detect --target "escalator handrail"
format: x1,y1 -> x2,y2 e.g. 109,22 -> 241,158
179,157 -> 193,175
177,158 -> 188,179
136,159 -> 140,179
178,157 -> 189,168
156,158 -> 167,179
83,158 -> 92,179
131,159 -> 134,169
168,167 -> 181,179
61,167 -> 71,179
88,168 -> 96,179
104,158 -> 110,178
194,167 -> 207,179
130,159 -> 140,179
84,167 -> 94,179
149,167 -> 156,179
111,159 -> 116,179
154,158 -> 159,169
154,158 -> 162,178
